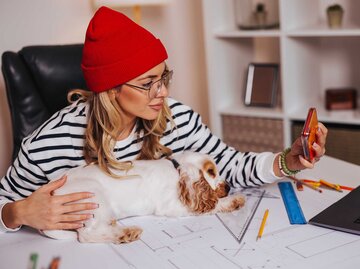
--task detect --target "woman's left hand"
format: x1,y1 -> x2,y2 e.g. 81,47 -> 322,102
285,122 -> 328,171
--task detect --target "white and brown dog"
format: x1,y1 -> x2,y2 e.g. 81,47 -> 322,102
43,152 -> 245,244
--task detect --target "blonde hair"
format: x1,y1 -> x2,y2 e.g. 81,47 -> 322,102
68,88 -> 173,177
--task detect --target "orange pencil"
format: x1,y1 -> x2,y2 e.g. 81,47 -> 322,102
302,179 -> 354,191
49,257 -> 60,269
303,181 -> 321,188
319,179 -> 343,192
337,185 -> 354,191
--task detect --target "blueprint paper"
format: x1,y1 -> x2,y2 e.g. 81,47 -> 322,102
1,184 -> 360,269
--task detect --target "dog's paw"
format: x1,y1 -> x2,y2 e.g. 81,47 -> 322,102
230,195 -> 245,210
117,226 -> 143,244
218,195 -> 245,213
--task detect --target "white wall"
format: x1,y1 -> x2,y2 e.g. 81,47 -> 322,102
0,0 -> 208,177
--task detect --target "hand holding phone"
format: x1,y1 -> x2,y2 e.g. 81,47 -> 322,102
301,108 -> 318,161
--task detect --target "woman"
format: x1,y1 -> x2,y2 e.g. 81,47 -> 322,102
0,7 -> 327,232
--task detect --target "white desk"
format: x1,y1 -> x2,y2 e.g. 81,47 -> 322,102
1,156 -> 359,269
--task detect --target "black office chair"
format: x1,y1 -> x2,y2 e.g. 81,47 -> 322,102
2,44 -> 88,161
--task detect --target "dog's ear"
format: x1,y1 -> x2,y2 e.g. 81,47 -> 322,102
178,172 -> 192,208
203,160 -> 217,178
190,171 -> 218,213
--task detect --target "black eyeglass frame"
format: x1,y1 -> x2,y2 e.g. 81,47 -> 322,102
123,70 -> 173,99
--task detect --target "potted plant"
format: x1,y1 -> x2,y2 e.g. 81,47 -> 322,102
326,4 -> 344,28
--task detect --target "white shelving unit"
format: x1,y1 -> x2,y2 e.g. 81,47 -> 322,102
202,0 -> 360,150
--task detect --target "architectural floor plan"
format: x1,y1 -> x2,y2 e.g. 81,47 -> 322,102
1,185 -> 360,269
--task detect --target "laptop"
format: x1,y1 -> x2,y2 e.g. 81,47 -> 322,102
309,185 -> 360,235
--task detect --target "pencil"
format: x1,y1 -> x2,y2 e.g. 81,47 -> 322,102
256,209 -> 269,241
288,176 -> 322,193
335,185 -> 354,191
300,180 -> 323,193
28,253 -> 38,269
302,179 -> 354,191
303,181 -> 321,188
49,257 -> 60,269
319,179 -> 343,192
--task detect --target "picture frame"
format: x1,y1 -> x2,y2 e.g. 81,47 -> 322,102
244,63 -> 279,107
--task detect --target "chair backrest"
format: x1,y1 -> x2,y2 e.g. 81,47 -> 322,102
1,44 -> 88,161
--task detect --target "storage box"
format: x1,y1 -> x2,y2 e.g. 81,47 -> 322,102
325,88 -> 357,110
222,115 -> 284,153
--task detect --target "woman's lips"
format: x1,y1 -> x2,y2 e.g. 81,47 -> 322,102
149,103 -> 163,111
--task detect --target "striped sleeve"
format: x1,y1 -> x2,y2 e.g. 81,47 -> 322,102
0,141 -> 49,232
180,106 -> 281,187
0,101 -> 87,203
0,140 -> 49,204
0,101 -> 88,232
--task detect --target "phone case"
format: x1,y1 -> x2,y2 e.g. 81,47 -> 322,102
301,108 -> 318,161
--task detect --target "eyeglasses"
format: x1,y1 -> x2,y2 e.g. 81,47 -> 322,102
124,70 -> 173,99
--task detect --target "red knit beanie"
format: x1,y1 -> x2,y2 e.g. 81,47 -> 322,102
81,6 -> 168,93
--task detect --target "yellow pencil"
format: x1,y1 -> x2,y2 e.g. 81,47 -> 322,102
257,209 -> 269,241
319,179 -> 343,192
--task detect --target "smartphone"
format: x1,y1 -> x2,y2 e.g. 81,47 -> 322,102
301,108 -> 318,161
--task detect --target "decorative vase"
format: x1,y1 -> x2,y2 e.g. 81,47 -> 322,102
326,5 -> 344,29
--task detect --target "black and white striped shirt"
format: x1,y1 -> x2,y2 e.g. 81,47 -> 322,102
0,98 -> 279,232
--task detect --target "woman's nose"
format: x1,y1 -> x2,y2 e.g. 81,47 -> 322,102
156,82 -> 169,98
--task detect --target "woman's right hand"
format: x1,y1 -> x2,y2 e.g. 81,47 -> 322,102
3,175 -> 97,230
